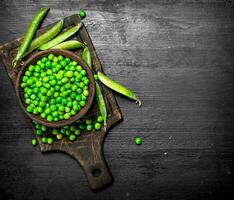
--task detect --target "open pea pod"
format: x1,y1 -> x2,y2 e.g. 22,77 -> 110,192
82,47 -> 107,126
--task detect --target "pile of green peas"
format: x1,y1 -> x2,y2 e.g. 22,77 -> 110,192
32,115 -> 104,146
21,53 -> 90,122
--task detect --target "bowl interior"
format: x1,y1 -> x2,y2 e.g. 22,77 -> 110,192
16,49 -> 95,128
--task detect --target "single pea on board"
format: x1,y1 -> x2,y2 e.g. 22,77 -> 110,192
134,136 -> 142,145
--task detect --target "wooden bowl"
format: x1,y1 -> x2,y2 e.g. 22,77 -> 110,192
15,49 -> 95,128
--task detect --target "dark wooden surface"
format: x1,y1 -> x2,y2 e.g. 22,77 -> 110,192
1,0 -> 234,199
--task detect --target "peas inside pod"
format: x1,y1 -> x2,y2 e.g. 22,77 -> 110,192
32,115 -> 104,145
21,53 -> 90,122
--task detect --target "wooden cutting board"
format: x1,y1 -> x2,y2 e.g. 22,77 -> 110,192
0,14 -> 123,191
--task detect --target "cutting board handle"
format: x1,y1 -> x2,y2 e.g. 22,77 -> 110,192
68,135 -> 113,191
76,149 -> 113,191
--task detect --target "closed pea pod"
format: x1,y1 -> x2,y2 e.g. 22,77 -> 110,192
82,47 -> 92,69
22,19 -> 64,58
52,40 -> 85,50
39,23 -> 83,50
97,72 -> 141,107
12,7 -> 49,68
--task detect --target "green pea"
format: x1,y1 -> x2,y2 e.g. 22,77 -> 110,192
76,74 -> 82,82
25,98 -> 31,104
64,107 -> 70,113
79,124 -> 86,130
64,113 -> 71,120
27,105 -> 34,113
79,101 -> 86,107
79,82 -> 84,88
41,113 -> 47,118
41,137 -> 47,144
66,71 -> 73,77
83,90 -> 89,97
58,105 -> 65,112
76,95 -> 81,101
36,129 -> 43,136
97,115 -> 104,123
71,110 -> 76,115
57,134 -> 63,140
32,138 -> 37,146
135,137 -> 142,145
48,54 -> 54,60
79,9 -> 86,18
33,108 -> 39,114
94,122 -> 101,130
47,115 -> 53,122
74,129 -> 81,136
86,124 -> 93,131
86,119 -> 92,125
47,137 -> 53,145
41,57 -> 48,63
69,126 -> 75,132
28,65 -> 35,71
73,104 -> 80,112
69,134 -> 76,141
41,125 -> 47,131
81,70 -> 86,76
35,123 -> 41,129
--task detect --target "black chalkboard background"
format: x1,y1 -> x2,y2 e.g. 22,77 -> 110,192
0,0 -> 234,200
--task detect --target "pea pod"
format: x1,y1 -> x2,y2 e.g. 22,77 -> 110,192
82,47 -> 92,69
39,23 -> 83,50
22,19 -> 64,58
82,47 -> 107,125
12,7 -> 49,68
97,72 -> 141,107
95,82 -> 107,126
52,40 -> 85,50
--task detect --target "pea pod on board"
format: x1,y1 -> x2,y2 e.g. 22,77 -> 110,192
22,19 -> 64,58
12,7 -> 50,68
97,72 -> 141,107
82,47 -> 107,126
52,40 -> 85,50
95,81 -> 107,127
39,23 -> 83,50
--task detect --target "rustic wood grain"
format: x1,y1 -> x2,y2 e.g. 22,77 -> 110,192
1,0 -> 234,199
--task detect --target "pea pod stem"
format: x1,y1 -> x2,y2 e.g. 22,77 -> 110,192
39,23 -> 83,50
52,40 -> 85,50
12,7 -> 49,68
21,19 -> 64,58
97,72 -> 141,107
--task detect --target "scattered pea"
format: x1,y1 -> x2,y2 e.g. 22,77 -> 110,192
135,137 -> 142,145
32,138 -> 37,146
79,9 -> 86,18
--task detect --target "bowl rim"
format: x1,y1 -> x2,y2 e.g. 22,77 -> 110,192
15,49 -> 95,128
